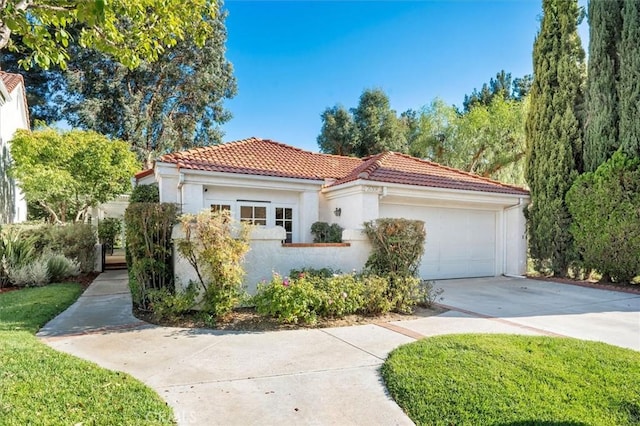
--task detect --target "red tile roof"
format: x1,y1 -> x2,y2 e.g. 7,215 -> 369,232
156,137 -> 529,196
332,151 -> 529,195
159,137 -> 362,181
0,71 -> 24,93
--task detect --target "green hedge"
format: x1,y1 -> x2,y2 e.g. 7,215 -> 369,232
566,151 -> 640,282
124,203 -> 177,309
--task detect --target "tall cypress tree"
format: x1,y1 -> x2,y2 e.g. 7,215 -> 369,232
525,0 -> 586,276
619,0 -> 640,158
584,0 -> 622,172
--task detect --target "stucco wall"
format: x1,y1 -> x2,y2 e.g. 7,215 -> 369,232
173,226 -> 371,295
0,84 -> 28,223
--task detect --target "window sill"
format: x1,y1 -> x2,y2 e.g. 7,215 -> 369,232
282,243 -> 351,248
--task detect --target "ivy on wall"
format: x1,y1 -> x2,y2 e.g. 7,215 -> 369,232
0,144 -> 16,224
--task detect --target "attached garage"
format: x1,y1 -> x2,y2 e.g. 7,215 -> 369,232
379,203 -> 497,279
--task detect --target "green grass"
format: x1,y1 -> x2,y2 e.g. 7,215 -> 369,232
382,334 -> 640,426
0,284 -> 175,425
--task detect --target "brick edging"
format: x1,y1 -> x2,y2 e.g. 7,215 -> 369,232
527,276 -> 640,295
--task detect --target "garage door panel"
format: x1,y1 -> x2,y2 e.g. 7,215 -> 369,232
380,204 -> 497,280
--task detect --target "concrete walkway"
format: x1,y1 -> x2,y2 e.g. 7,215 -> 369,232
38,272 -> 640,425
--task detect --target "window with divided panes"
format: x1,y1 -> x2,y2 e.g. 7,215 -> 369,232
275,207 -> 293,243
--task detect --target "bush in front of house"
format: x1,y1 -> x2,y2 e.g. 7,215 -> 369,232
130,184 -> 160,203
252,270 -> 435,325
46,223 -> 97,273
310,221 -> 343,243
175,210 -> 251,319
566,151 -> 640,283
125,202 -> 177,310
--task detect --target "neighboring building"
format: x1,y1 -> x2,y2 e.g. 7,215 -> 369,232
0,71 -> 30,224
137,137 -> 530,291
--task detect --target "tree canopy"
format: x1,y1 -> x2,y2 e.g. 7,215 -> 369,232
62,6 -> 236,167
317,88 -> 407,157
9,128 -> 139,223
0,0 -> 216,69
525,0 -> 586,276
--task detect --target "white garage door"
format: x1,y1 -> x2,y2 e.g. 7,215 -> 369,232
379,204 -> 496,279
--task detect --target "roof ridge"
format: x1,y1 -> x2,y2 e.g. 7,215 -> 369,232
357,152 -> 391,179
390,152 -> 529,193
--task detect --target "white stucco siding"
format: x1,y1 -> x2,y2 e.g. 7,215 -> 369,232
0,83 -> 29,223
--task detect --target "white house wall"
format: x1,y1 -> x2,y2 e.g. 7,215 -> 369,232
0,83 -> 28,223
173,226 -> 371,295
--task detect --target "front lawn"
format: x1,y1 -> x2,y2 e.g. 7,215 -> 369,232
0,284 -> 174,425
382,334 -> 640,425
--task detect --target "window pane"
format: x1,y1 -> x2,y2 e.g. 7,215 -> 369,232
276,208 -> 283,220
255,219 -> 267,226
285,222 -> 292,232
240,206 -> 252,221
285,208 -> 292,220
255,207 -> 267,219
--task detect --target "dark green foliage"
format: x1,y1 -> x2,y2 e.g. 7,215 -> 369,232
97,218 -> 122,253
63,6 -> 236,167
525,0 -> 586,276
289,267 -> 339,279
363,218 -> 426,277
462,70 -> 532,111
584,0 -> 622,172
129,184 -> 160,203
124,203 -> 177,310
317,105 -> 357,156
46,224 -> 96,273
310,221 -> 343,243
566,152 -> 640,283
352,89 -> 408,157
619,0 -> 640,158
317,88 -> 407,157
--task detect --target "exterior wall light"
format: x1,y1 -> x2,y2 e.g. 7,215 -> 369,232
334,207 -> 342,217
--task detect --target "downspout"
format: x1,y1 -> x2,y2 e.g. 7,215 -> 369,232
177,171 -> 185,214
503,198 -> 525,278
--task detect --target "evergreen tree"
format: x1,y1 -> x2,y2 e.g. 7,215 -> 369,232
584,0 -> 622,172
525,0 -> 586,276
619,0 -> 640,158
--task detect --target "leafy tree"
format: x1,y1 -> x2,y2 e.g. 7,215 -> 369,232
584,0 -> 622,172
9,128 -> 139,223
409,97 -> 527,185
618,0 -> 640,158
317,105 -> 357,156
62,7 -> 236,167
0,49 -> 66,124
317,88 -> 407,157
0,0 -> 216,70
463,70 -> 532,112
525,0 -> 586,276
351,89 -> 407,157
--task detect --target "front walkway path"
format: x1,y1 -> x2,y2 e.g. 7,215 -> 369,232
37,272 -> 639,425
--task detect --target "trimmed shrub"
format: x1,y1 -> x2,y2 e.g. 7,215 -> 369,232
147,282 -> 198,321
566,152 -> 640,283
314,274 -> 364,318
363,218 -> 426,277
253,274 -> 320,324
8,257 -> 50,287
47,223 -> 97,273
45,253 -> 81,282
176,211 -> 251,319
125,203 -> 177,310
130,184 -> 160,203
289,267 -> 340,279
360,275 -> 393,315
388,274 -> 423,314
98,218 -> 122,253
310,221 -> 343,243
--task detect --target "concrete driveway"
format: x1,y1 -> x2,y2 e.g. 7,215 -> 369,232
431,276 -> 640,351
38,272 -> 639,425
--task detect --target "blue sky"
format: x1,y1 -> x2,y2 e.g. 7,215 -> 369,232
222,1 -> 588,152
